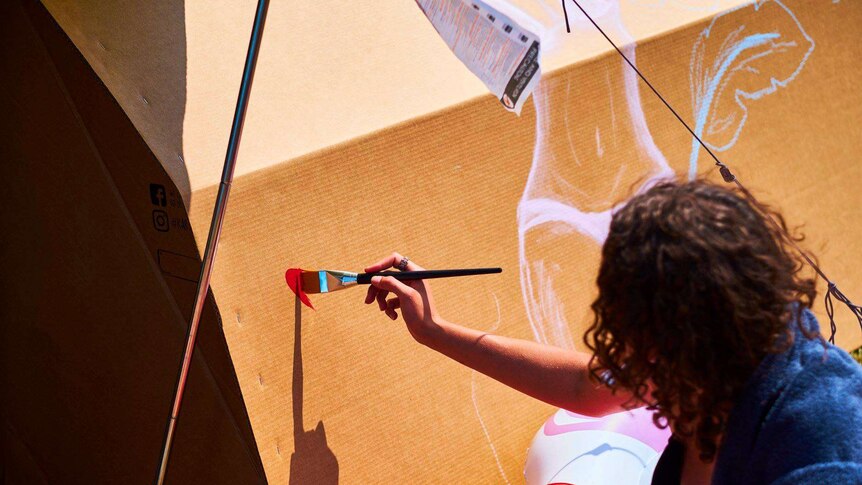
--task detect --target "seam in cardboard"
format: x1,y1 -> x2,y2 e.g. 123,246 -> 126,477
210,2 -> 748,195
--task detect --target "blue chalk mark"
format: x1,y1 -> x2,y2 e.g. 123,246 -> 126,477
690,32 -> 778,178
688,1 -> 814,180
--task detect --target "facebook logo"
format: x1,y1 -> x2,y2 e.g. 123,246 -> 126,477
150,184 -> 167,207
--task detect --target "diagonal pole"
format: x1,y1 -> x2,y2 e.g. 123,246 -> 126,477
156,1 -> 269,482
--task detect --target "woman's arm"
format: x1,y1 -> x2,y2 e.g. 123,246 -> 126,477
428,318 -> 630,416
363,252 -> 630,417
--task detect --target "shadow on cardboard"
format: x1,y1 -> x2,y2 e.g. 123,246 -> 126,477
291,296 -> 339,484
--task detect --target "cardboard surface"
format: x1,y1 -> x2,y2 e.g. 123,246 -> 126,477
183,2 -> 862,482
41,0 -> 750,200
11,0 -> 862,483
0,1 -> 264,483
192,1 -> 861,482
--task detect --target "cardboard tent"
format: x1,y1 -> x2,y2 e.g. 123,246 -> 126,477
1,1 -> 265,483
3,0 -> 861,483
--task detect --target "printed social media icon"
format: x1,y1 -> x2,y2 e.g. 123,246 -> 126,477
153,209 -> 169,232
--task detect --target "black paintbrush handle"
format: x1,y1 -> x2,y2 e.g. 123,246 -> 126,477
356,268 -> 502,284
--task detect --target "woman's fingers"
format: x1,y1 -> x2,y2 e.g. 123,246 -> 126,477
387,298 -> 401,310
364,254 -> 432,324
365,284 -> 378,305
371,276 -> 417,299
375,287 -> 390,311
364,252 -> 425,273
385,298 -> 400,320
365,252 -> 403,273
405,260 -> 424,271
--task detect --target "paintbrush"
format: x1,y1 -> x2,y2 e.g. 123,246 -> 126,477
299,268 -> 501,294
285,267 -> 502,308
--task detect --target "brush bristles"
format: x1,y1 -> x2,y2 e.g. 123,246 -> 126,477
299,271 -> 322,293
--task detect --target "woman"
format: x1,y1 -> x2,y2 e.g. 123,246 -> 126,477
363,180 -> 862,484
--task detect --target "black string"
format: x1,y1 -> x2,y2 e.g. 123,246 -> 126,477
825,284 -> 836,344
566,0 -> 862,342
562,0 -> 571,33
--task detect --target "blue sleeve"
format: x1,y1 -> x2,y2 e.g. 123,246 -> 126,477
771,462 -> 862,485
759,347 -> 862,483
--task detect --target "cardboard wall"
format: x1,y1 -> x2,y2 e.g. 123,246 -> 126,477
40,0 -> 751,199
187,1 -> 862,483
6,0 -> 861,483
0,1 -> 264,483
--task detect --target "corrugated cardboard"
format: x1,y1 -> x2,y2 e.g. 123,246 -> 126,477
6,0 -> 862,483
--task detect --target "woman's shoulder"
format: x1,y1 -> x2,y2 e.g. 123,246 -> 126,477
773,308 -> 862,427
714,308 -> 862,485
755,312 -> 862,482
781,308 -> 861,379
776,340 -> 862,424
791,309 -> 862,389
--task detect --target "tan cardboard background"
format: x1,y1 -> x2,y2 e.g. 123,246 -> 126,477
187,2 -> 862,482
28,0 -> 862,483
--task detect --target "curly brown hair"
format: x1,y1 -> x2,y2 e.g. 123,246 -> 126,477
584,179 -> 819,461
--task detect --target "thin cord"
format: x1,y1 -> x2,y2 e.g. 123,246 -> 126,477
562,0 -> 572,33
566,0 -> 862,342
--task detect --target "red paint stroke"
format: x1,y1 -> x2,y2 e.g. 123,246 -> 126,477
285,268 -> 315,309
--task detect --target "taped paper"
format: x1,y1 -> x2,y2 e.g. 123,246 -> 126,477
416,0 -> 542,114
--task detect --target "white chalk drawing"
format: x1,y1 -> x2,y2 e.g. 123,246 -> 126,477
468,0 -> 816,480
470,294 -> 512,484
688,0 -> 814,179
519,0 -> 672,349
518,0 -> 814,348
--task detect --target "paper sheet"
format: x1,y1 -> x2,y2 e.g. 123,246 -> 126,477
416,0 -> 542,114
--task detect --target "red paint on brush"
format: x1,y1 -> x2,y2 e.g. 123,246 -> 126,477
285,268 -> 315,309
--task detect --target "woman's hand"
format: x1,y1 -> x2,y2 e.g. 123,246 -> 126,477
363,252 -> 441,345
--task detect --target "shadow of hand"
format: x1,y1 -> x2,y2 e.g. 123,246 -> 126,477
289,420 -> 338,485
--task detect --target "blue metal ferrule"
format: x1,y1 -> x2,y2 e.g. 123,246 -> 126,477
319,271 -> 329,293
